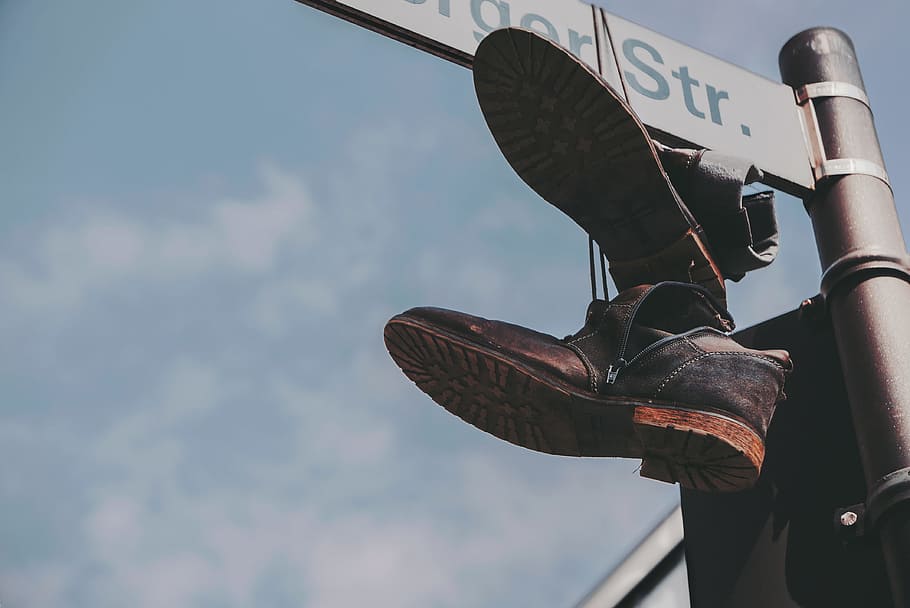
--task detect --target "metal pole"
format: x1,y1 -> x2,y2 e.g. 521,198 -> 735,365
780,28 -> 910,606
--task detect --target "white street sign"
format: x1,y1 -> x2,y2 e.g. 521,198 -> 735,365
297,0 -> 602,70
295,0 -> 814,194
602,13 -> 812,192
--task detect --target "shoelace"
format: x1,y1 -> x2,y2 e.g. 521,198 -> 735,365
564,236 -> 609,342
588,235 -> 609,301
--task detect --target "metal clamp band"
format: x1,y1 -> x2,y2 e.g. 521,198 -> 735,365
793,80 -> 888,190
866,467 -> 910,530
796,81 -> 871,108
815,158 -> 891,188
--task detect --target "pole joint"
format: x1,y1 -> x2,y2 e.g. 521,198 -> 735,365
866,467 -> 910,530
819,250 -> 910,299
833,467 -> 910,543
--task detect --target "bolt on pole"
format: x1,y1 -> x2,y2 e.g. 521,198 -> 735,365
780,28 -> 910,606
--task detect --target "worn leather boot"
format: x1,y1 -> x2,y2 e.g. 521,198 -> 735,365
473,27 -> 773,306
384,282 -> 792,492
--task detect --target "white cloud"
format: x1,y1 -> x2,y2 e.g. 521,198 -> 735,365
0,332 -> 675,608
0,131 -> 675,608
57,454 -> 670,608
0,164 -> 315,320
303,516 -> 458,608
250,277 -> 341,335
159,165 -> 315,274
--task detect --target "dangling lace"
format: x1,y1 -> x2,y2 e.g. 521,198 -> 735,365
565,237 -> 612,341
588,235 -> 610,301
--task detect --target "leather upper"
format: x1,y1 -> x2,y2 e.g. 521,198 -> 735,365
405,305 -> 591,388
399,283 -> 792,437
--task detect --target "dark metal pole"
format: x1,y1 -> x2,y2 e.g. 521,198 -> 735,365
780,28 -> 910,606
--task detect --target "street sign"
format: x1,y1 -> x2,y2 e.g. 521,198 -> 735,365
294,0 -> 815,194
295,0 -> 603,70
602,13 -> 812,194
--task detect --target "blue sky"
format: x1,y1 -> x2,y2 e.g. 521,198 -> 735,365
1,1 -> 908,606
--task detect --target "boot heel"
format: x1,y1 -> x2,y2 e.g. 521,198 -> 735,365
633,405 -> 764,492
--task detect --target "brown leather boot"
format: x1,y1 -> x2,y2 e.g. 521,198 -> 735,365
384,282 -> 792,492
473,27 -> 726,303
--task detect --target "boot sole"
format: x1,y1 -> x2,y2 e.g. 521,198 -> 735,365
385,316 -> 763,493
473,28 -> 725,303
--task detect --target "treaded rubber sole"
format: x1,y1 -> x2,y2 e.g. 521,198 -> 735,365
473,28 -> 726,304
385,315 -> 764,493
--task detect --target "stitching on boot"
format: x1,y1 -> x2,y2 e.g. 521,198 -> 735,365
567,332 -> 595,345
685,335 -> 707,354
630,334 -> 704,369
653,351 -> 788,397
702,351 -> 789,369
568,303 -> 629,345
565,342 -> 598,393
653,353 -> 713,397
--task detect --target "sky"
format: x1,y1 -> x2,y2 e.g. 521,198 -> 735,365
1,1 -> 908,607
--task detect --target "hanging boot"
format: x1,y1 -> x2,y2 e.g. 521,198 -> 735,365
384,282 -> 792,492
473,28 -> 780,304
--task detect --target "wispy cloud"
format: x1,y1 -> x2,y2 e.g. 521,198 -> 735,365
0,151 -> 676,608
0,164 -> 314,321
